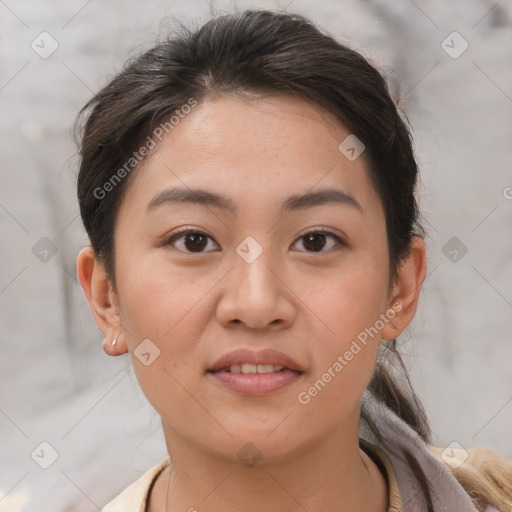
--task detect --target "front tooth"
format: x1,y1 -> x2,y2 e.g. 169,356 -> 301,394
230,365 -> 242,373
257,364 -> 274,374
241,363 -> 257,374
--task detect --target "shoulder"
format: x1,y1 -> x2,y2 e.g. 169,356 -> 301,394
428,443 -> 512,512
102,457 -> 171,512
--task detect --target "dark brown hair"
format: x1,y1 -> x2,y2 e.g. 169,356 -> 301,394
76,8 -> 432,502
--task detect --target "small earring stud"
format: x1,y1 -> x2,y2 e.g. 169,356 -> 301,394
112,337 -> 117,346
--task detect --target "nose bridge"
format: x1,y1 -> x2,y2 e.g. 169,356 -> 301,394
216,234 -> 293,329
234,234 -> 280,303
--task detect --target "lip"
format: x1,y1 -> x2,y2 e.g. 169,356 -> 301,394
208,348 -> 304,373
207,348 -> 305,397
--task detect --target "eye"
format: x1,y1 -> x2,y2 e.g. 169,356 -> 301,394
165,228 -> 219,253
291,230 -> 345,253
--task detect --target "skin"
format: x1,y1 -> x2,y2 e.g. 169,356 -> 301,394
77,93 -> 426,512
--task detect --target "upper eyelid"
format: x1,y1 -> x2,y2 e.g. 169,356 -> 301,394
168,228 -> 220,249
294,227 -> 343,239
168,227 -> 342,241
293,230 -> 345,250
167,228 -> 344,251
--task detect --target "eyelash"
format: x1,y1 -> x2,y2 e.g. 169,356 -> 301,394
164,227 -> 346,254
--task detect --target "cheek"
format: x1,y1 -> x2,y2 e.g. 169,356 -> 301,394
117,251 -> 217,344
299,248 -> 388,344
294,251 -> 387,402
115,250 -> 236,412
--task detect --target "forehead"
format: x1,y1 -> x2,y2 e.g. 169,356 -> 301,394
120,93 -> 382,218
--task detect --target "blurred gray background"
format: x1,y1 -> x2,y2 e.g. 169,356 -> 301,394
1,0 -> 511,510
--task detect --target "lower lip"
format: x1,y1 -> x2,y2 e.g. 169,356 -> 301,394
208,369 -> 303,396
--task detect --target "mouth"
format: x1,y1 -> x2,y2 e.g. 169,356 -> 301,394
211,363 -> 290,374
207,349 -> 305,396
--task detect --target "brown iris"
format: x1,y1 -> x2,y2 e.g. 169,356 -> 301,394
302,233 -> 327,252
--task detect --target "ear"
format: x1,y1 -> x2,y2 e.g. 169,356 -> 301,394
76,246 -> 128,356
381,236 -> 427,341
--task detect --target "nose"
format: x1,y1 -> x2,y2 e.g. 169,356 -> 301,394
215,246 -> 296,330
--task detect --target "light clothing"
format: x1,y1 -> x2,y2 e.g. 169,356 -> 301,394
102,395 -> 511,511
102,457 -> 169,512
102,441 -> 402,512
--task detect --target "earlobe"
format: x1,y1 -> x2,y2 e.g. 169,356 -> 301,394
102,332 -> 128,356
381,237 -> 427,341
76,247 -> 128,356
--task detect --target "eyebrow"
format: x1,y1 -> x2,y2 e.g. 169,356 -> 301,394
146,187 -> 363,215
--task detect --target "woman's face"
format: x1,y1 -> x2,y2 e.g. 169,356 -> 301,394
98,93 -> 405,463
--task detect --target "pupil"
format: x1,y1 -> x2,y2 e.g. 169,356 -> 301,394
185,234 -> 207,251
304,233 -> 326,251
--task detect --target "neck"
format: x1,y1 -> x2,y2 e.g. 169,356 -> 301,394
148,413 -> 388,512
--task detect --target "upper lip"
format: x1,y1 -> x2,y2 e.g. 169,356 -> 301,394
208,348 -> 304,373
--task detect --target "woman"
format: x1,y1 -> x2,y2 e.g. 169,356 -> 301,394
75,9 -> 512,512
